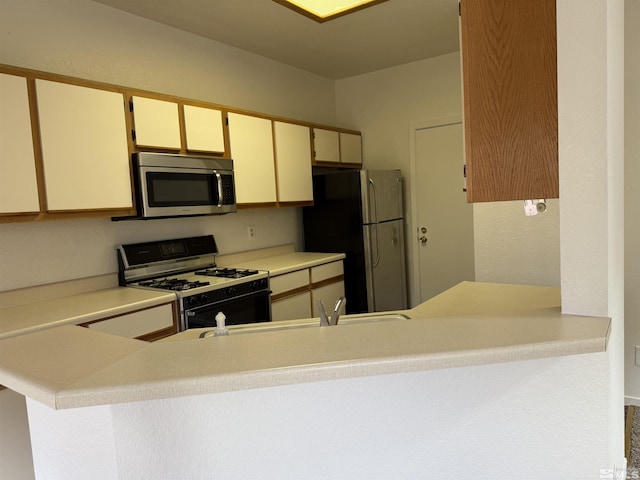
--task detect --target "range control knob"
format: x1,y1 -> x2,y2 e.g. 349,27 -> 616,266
186,296 -> 198,307
197,293 -> 209,304
226,286 -> 237,296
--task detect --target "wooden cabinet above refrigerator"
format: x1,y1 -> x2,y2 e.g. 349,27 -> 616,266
460,0 -> 559,203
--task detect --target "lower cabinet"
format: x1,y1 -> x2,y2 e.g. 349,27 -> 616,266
310,261 -> 346,317
270,260 -> 345,322
271,291 -> 312,322
311,281 -> 346,318
79,302 -> 177,341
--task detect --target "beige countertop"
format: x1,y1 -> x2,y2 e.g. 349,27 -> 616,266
0,287 -> 176,340
231,251 -> 346,276
0,248 -> 340,341
0,282 -> 610,410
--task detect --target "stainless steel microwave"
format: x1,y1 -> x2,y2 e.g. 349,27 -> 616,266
132,152 -> 236,219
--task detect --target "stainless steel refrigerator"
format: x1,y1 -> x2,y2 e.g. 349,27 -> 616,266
303,169 -> 407,314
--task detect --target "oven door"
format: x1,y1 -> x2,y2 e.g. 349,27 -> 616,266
184,290 -> 272,329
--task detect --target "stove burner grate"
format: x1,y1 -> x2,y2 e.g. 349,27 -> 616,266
138,278 -> 211,291
195,268 -> 259,279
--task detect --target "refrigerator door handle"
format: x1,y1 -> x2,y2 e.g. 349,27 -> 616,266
369,178 -> 379,224
372,223 -> 380,268
369,179 -> 381,267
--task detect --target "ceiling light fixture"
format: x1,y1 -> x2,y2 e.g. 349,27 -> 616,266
273,0 -> 388,23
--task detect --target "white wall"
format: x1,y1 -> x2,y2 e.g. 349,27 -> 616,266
0,389 -> 33,480
473,200 -> 560,286
27,353 -> 609,480
335,52 -> 562,304
625,0 -> 640,404
557,0 -> 625,466
0,0 -> 337,291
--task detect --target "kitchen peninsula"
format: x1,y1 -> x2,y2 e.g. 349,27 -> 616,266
0,282 -> 610,479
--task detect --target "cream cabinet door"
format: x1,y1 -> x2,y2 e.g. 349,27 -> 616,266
273,121 -> 313,202
35,79 -> 132,211
339,132 -> 362,165
85,304 -> 174,339
311,281 -> 345,317
227,112 -> 277,204
271,291 -> 312,322
0,73 -> 39,213
131,96 -> 181,149
183,104 -> 225,154
312,128 -> 340,163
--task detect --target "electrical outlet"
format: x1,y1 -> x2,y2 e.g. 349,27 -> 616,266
247,225 -> 256,240
636,346 -> 640,366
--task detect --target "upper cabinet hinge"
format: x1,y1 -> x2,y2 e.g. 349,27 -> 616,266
458,1 -> 461,16
129,99 -> 134,112
225,115 -> 229,126
131,129 -> 136,142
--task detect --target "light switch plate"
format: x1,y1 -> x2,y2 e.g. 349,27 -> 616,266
635,345 -> 640,366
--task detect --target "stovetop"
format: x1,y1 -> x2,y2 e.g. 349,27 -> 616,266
131,268 -> 268,295
118,235 -> 269,297
195,267 -> 260,279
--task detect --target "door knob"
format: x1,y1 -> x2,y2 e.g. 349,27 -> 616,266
419,235 -> 428,244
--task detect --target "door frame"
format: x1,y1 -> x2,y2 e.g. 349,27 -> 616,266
408,115 -> 463,307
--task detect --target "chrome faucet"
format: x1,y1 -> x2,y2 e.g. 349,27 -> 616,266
318,296 -> 346,326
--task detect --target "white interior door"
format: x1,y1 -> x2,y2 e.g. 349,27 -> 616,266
414,121 -> 475,302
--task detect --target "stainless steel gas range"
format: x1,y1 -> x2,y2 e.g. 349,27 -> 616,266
117,235 -> 271,331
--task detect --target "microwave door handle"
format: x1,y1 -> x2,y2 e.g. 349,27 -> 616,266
215,172 -> 223,207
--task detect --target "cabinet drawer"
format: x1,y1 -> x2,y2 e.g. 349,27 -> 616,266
271,291 -> 312,322
310,261 -> 343,284
311,282 -> 346,317
270,269 -> 310,296
84,303 -> 174,339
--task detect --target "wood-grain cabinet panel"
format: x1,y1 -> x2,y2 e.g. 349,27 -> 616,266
460,0 -> 559,202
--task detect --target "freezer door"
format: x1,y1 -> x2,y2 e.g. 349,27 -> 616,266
360,170 -> 403,224
363,219 -> 407,312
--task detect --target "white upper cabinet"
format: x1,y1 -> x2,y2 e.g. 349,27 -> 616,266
183,104 -> 225,154
312,128 -> 340,163
131,96 -> 181,150
35,79 -> 132,211
0,73 -> 39,213
339,132 -> 362,165
227,112 -> 277,204
273,121 -> 313,203
312,128 -> 362,165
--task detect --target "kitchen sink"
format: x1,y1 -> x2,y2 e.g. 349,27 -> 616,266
199,312 -> 411,338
